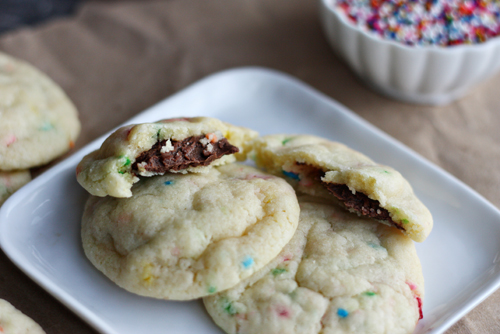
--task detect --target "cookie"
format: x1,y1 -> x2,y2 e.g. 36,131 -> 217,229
76,117 -> 258,198
204,201 -> 424,334
0,299 -> 45,334
81,164 -> 300,300
250,134 -> 432,242
0,170 -> 31,206
0,52 -> 80,170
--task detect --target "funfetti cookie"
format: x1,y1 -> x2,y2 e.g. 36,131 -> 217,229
204,201 -> 424,334
0,170 -> 31,206
81,164 -> 300,300
0,52 -> 80,171
250,134 -> 432,242
76,117 -> 258,198
0,299 -> 46,334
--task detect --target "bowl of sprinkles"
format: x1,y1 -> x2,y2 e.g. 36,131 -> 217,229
320,0 -> 500,105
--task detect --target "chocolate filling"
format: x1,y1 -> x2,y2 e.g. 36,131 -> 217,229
295,163 -> 404,231
322,183 -> 404,231
132,135 -> 239,173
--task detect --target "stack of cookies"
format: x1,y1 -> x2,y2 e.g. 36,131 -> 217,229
77,117 -> 432,334
0,52 -> 81,207
0,52 -> 81,334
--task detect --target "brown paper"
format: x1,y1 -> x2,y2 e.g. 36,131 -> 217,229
1,0 -> 499,332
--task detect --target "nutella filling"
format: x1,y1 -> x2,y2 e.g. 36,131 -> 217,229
132,135 -> 239,173
294,163 -> 404,231
322,183 -> 404,231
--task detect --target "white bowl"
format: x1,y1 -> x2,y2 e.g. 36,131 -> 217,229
319,0 -> 500,105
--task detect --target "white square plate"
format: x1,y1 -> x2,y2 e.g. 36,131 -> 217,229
1,68 -> 500,334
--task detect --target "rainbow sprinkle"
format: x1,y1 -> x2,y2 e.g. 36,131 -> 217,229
337,308 -> 349,318
271,268 -> 287,276
222,299 -> 239,315
4,134 -> 16,147
332,0 -> 500,46
276,306 -> 291,318
39,121 -> 54,131
242,256 -> 254,269
282,170 -> 300,180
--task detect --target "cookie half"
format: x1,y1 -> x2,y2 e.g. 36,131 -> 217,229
0,170 -> 31,206
250,134 -> 432,242
0,299 -> 45,334
81,164 -> 299,300
0,52 -> 80,170
77,117 -> 258,198
204,201 -> 424,334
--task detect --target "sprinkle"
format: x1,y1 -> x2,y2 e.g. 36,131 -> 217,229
4,134 -> 16,147
69,141 -> 75,149
406,281 -> 423,319
123,157 -> 131,166
276,306 -> 291,318
282,138 -> 293,145
39,121 -> 54,131
383,170 -> 390,174
206,131 -> 223,144
337,308 -> 349,318
332,0 -> 500,46
272,268 -> 287,276
363,291 -> 377,296
406,281 -> 418,291
206,133 -> 217,143
242,256 -> 254,269
208,286 -> 217,294
402,218 -> 410,224
164,180 -> 174,185
367,242 -> 384,249
282,170 -> 300,180
417,296 -> 423,319
223,301 -> 238,315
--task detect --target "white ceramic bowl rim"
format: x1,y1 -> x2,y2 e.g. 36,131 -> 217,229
321,0 -> 500,53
